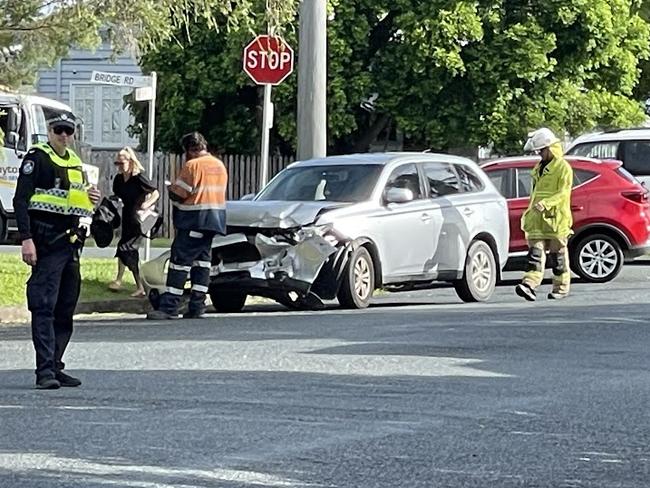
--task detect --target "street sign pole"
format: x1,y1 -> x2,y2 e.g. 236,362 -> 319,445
144,71 -> 157,261
90,69 -> 156,260
260,83 -> 273,189
242,35 -> 294,191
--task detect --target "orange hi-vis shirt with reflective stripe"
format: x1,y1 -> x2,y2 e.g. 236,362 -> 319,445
170,154 -> 228,233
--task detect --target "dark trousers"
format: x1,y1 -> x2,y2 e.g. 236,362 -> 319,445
26,242 -> 81,380
158,229 -> 215,315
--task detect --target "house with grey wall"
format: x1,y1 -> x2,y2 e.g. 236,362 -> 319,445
36,43 -> 141,150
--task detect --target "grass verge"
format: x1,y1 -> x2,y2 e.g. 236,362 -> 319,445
0,254 -> 136,307
84,237 -> 172,248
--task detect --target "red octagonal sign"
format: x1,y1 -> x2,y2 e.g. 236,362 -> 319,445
243,35 -> 294,86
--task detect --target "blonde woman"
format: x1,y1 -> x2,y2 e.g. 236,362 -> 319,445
108,147 -> 160,297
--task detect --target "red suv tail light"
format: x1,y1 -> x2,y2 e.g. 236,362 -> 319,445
621,190 -> 649,203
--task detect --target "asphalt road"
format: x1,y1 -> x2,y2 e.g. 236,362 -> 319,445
1,265 -> 650,487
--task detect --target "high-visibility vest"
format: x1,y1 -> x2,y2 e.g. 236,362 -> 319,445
169,155 -> 227,233
28,143 -> 95,218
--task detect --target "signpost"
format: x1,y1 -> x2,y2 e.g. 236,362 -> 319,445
243,35 -> 294,189
90,70 -> 157,260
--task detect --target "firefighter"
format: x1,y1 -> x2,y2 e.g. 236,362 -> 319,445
147,132 -> 228,319
13,112 -> 101,389
516,128 -> 573,301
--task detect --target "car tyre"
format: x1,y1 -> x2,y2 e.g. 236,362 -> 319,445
570,233 -> 623,283
454,240 -> 497,302
210,288 -> 247,313
337,246 -> 374,309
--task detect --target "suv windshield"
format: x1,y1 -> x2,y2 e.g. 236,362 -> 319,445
256,164 -> 383,202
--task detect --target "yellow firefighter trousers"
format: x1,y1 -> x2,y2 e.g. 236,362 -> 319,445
522,238 -> 570,294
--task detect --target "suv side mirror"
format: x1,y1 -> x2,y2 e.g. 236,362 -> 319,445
240,193 -> 256,201
385,187 -> 414,204
5,107 -> 21,151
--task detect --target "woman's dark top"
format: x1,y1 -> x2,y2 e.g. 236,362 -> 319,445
112,173 -> 156,267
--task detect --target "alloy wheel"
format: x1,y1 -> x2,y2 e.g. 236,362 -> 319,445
578,239 -> 619,279
353,256 -> 372,300
470,249 -> 493,293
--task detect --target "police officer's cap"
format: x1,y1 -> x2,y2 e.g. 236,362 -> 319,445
47,111 -> 76,130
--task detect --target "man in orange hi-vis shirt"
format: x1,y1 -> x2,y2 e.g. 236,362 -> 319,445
147,132 -> 227,320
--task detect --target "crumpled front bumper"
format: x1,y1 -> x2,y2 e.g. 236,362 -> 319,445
141,226 -> 350,300
210,228 -> 344,297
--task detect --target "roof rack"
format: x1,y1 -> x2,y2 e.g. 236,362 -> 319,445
602,127 -> 650,133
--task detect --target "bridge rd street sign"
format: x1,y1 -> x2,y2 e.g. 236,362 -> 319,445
90,70 -> 152,88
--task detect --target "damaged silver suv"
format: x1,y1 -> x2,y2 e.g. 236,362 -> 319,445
142,153 -> 509,312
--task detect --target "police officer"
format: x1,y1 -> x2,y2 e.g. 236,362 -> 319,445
147,132 -> 227,320
516,128 -> 573,301
13,112 -> 101,389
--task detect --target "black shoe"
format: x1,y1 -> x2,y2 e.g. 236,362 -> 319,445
35,377 -> 61,390
515,283 -> 536,302
548,292 -> 569,300
183,309 -> 206,319
56,371 -> 82,387
146,310 -> 179,320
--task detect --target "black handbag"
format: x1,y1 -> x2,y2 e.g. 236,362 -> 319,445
90,196 -> 122,248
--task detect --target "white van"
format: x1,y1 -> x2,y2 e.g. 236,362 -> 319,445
0,93 -> 95,241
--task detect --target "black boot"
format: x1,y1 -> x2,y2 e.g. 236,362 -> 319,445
35,377 -> 61,390
515,283 -> 536,302
56,371 -> 82,387
547,291 -> 569,300
147,309 -> 179,320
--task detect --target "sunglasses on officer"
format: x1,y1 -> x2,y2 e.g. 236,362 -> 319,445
52,125 -> 75,136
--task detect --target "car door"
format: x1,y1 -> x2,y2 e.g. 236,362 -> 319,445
0,103 -> 28,218
511,167 -> 533,252
508,165 -> 595,253
486,166 -> 522,252
372,163 -> 440,278
421,161 -> 466,273
570,168 -> 597,222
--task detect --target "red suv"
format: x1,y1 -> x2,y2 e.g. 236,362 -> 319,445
481,156 -> 650,283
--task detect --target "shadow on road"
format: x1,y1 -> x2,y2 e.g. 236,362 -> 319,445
2,293 -> 650,488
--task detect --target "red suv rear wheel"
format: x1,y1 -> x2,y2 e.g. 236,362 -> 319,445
570,233 -> 624,283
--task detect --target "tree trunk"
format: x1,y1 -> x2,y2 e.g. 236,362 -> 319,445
353,113 -> 391,153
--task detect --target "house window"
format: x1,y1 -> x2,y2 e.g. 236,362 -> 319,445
70,83 -> 138,148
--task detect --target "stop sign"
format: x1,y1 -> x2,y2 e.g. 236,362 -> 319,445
243,35 -> 294,85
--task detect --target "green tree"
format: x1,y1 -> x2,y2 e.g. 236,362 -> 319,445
633,0 -> 650,104
334,0 -> 650,154
133,0 -> 650,155
0,0 -> 270,88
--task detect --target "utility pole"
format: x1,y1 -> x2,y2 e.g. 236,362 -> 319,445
297,0 -> 327,161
